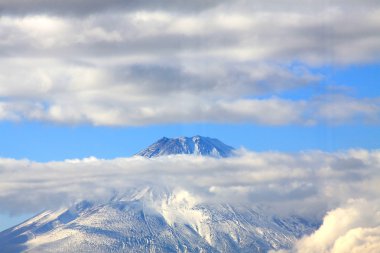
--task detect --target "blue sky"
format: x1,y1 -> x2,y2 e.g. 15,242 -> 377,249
0,0 -> 380,233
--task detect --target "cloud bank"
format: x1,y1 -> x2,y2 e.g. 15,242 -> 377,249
1,150 -> 379,251
0,0 -> 380,125
1,150 -> 379,216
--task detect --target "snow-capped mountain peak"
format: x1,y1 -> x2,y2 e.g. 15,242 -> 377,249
0,187 -> 318,253
136,136 -> 235,158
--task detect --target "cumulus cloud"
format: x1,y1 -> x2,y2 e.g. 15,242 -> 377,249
0,0 -> 380,126
275,199 -> 380,253
0,59 -> 378,126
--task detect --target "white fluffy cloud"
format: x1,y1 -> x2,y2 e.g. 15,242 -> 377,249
0,1 -> 380,126
0,150 -> 379,217
275,199 -> 380,253
1,150 -> 379,249
0,59 -> 379,126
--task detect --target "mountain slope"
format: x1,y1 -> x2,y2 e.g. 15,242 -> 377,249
0,188 -> 317,253
136,136 -> 235,158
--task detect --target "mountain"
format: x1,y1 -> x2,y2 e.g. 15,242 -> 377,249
0,187 -> 317,253
136,136 -> 235,158
0,138 -> 319,252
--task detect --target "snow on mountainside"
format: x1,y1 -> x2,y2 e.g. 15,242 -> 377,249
0,187 -> 317,253
136,136 -> 235,158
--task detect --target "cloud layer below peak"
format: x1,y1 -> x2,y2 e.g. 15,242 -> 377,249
1,150 -> 379,215
1,149 -> 380,251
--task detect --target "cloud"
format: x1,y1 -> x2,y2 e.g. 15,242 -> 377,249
0,0 -> 224,16
312,95 -> 380,124
0,80 -> 379,126
0,149 -> 379,218
0,58 -> 379,126
1,2 -> 380,64
0,58 -> 319,125
1,1 -> 380,126
1,150 -> 379,250
274,199 -> 380,253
